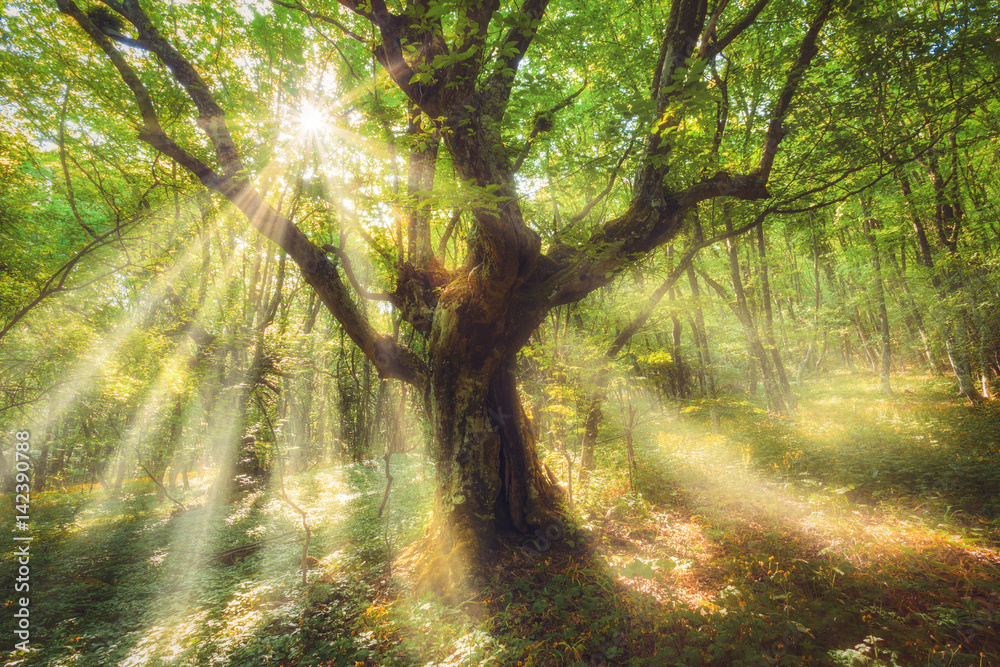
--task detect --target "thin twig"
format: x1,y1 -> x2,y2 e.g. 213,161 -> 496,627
270,0 -> 365,41
134,447 -> 187,511
322,244 -> 393,301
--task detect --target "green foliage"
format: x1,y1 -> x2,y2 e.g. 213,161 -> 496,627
1,0 -> 999,663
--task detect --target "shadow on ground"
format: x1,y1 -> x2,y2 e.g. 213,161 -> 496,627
3,384 -> 999,666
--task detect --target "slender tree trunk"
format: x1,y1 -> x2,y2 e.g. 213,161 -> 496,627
843,334 -> 855,372
757,223 -> 795,408
861,209 -> 893,396
618,392 -> 638,495
885,247 -> 937,373
668,289 -> 687,400
114,452 -> 127,491
724,216 -> 788,414
898,167 -> 983,401
687,265 -> 715,398
51,441 -> 73,488
747,357 -> 759,398
577,244 -> 703,480
944,325 -> 983,402
852,303 -> 876,370
33,443 -> 49,493
0,451 -> 13,494
578,385 -> 602,481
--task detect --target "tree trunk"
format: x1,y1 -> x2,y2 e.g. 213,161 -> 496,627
861,207 -> 893,396
885,247 -> 937,374
113,452 -> 127,491
843,333 -> 855,372
577,246 -> 703,480
422,346 -> 562,584
899,167 -> 983,402
756,222 -> 795,408
721,217 -> 788,414
33,444 -> 49,493
945,324 -> 983,403
0,451 -> 14,494
747,357 -> 759,398
578,382 -> 603,481
687,265 -> 715,397
51,441 -> 73,488
669,308 -> 687,400
852,304 -> 876,370
619,392 -> 638,495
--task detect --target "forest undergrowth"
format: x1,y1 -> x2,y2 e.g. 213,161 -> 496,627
3,371 -> 999,666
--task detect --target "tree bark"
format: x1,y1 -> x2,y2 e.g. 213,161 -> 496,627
861,206 -> 893,397
756,222 -> 795,408
898,163 -> 983,401
423,340 -> 561,574
723,214 -> 789,414
687,264 -> 716,397
668,279 -> 688,400
885,246 -> 937,374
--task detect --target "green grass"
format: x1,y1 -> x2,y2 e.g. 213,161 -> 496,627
2,372 -> 999,665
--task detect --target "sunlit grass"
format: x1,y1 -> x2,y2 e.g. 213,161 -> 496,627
616,372 -> 1000,663
4,373 -> 999,666
0,452 -> 440,666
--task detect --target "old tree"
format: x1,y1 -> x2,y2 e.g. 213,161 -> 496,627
51,0 -> 865,578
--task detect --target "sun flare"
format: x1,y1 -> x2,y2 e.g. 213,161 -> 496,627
297,102 -> 325,134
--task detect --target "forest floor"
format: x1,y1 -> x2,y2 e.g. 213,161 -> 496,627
2,371 -> 999,666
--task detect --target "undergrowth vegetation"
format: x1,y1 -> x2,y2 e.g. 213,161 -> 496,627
3,372 -> 999,666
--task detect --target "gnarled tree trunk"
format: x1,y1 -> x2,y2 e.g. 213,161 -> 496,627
424,279 -> 562,567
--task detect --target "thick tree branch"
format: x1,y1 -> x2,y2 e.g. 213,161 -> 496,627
353,0 -> 452,112
481,0 -> 550,121
444,0 -> 501,101
335,0 -> 375,21
636,0 -> 710,206
99,0 -> 246,179
696,0 -> 729,61
55,0 -> 223,188
702,0 -> 770,60
229,189 -> 424,384
525,0 -> 832,311
57,0 -> 425,387
756,0 -> 834,180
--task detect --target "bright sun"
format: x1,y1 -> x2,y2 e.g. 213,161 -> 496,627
298,102 -> 325,133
